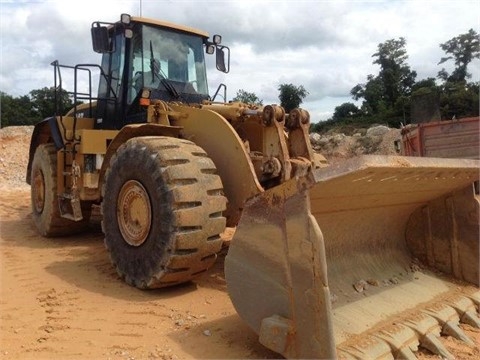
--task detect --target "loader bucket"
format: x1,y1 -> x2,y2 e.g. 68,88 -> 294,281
225,155 -> 480,359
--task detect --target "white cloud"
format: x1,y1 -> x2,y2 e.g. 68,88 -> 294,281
1,0 -> 479,122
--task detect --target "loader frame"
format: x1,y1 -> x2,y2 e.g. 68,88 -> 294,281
26,13 -> 480,360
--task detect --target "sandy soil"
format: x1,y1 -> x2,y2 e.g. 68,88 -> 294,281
0,187 -> 277,359
0,126 -> 479,359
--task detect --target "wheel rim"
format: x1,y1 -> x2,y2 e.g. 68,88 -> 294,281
32,168 -> 45,214
117,180 -> 152,247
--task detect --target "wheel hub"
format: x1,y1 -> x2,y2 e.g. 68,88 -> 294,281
117,180 -> 152,247
32,168 -> 45,214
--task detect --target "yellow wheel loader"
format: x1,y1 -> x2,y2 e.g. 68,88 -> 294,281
26,13 -> 479,359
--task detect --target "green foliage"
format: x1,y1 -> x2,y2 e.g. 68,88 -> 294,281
332,102 -> 361,121
351,74 -> 386,114
373,38 -> 417,106
310,115 -> 387,135
437,29 -> 480,119
411,78 -> 438,92
318,31 -> 479,135
278,83 -> 308,113
409,79 -> 442,122
1,92 -> 39,127
349,37 -> 416,128
0,87 -> 75,128
30,87 -> 73,119
437,29 -> 480,83
440,81 -> 479,119
232,89 -> 263,105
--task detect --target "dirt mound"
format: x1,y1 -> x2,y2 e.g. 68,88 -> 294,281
0,125 -> 33,189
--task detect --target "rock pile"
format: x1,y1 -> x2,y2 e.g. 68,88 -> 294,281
0,124 -> 402,189
310,125 -> 401,163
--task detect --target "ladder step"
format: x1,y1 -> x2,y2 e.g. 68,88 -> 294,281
58,193 -> 83,221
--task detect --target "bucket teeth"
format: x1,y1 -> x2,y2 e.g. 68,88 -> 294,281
337,295 -> 480,360
443,320 -> 475,346
461,311 -> 480,328
422,302 -> 475,344
421,332 -> 455,360
445,293 -> 480,326
401,312 -> 455,359
442,293 -> 480,330
395,347 -> 418,360
469,290 -> 480,309
372,324 -> 419,360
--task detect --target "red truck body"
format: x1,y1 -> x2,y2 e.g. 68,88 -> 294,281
401,117 -> 480,159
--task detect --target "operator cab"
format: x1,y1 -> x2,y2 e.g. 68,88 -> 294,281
91,13 -> 229,129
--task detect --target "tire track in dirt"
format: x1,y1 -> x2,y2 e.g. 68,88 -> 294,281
1,189 -> 59,356
0,188 -> 273,359
0,189 -> 98,356
2,180 -> 477,359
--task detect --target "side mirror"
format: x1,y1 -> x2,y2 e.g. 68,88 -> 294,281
216,45 -> 230,73
91,24 -> 110,53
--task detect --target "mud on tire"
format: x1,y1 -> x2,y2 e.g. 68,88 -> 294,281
101,136 -> 227,289
31,143 -> 91,237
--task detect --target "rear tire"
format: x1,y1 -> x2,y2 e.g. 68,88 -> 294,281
102,136 -> 227,289
31,144 -> 91,237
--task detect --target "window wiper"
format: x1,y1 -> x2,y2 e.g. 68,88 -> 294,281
160,78 -> 180,99
149,40 -> 179,100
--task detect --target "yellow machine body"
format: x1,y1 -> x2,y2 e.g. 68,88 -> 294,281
26,13 -> 480,360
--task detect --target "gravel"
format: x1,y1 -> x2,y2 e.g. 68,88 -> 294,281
0,126 -> 33,189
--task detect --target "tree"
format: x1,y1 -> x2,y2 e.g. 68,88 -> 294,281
332,102 -> 361,121
350,38 -> 416,127
351,74 -> 385,114
411,78 -> 438,92
232,89 -> 263,105
0,92 -> 39,127
437,29 -> 480,83
437,29 -> 480,119
372,38 -> 417,108
30,87 -> 74,119
278,83 -> 308,113
0,87 -> 76,127
440,81 -> 479,120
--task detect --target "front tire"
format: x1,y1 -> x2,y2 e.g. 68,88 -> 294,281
31,144 -> 91,237
102,136 -> 227,289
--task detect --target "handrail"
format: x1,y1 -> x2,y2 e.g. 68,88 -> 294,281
50,61 -> 117,143
211,83 -> 227,102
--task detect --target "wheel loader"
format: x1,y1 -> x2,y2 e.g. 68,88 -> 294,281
26,13 -> 480,359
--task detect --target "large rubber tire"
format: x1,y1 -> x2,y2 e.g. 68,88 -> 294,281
102,136 -> 227,289
31,144 -> 91,237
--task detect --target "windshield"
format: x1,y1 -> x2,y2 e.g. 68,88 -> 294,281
128,24 -> 208,102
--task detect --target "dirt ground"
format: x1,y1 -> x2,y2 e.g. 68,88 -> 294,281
0,126 -> 479,359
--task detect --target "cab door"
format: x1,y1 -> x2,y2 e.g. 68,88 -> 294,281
95,30 -> 127,129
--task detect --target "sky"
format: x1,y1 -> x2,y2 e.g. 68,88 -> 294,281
1,0 -> 479,122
